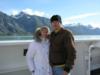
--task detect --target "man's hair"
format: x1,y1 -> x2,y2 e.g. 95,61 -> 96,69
50,15 -> 62,23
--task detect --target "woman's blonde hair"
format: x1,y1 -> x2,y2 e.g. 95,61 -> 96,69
34,26 -> 50,42
40,26 -> 50,34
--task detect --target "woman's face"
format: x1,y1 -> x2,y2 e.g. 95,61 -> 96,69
41,28 -> 48,38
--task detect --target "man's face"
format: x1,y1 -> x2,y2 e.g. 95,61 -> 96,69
51,21 -> 61,30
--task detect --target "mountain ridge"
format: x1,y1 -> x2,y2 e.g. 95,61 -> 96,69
0,11 -> 100,35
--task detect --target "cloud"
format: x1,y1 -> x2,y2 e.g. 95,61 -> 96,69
89,21 -> 100,28
22,8 -> 34,15
22,8 -> 46,16
63,13 -> 100,24
11,10 -> 19,15
11,8 -> 49,17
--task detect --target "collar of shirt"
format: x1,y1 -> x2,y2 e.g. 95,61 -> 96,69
54,28 -> 61,33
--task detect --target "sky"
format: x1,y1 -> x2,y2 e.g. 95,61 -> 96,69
0,0 -> 100,28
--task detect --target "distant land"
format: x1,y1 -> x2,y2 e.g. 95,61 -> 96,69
0,11 -> 100,35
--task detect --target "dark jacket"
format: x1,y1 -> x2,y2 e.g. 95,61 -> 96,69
49,28 -> 76,73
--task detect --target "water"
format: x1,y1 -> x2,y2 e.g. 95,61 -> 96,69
0,36 -> 33,41
74,35 -> 100,40
0,35 -> 100,41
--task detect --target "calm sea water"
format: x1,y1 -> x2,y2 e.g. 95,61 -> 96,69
75,35 -> 100,40
0,35 -> 100,41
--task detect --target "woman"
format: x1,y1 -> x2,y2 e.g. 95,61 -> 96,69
26,26 -> 52,75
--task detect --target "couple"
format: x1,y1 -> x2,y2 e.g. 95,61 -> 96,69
26,15 -> 76,75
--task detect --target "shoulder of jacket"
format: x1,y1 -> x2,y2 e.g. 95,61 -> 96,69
62,28 -> 72,34
50,31 -> 55,36
29,40 -> 37,47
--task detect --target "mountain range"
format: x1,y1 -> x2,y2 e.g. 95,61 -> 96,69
0,11 -> 100,35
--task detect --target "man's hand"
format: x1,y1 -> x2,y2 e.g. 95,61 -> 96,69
63,71 -> 68,75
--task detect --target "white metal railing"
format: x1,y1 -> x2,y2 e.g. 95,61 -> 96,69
88,42 -> 100,75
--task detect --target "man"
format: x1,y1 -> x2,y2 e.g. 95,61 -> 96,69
49,15 -> 76,75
